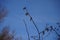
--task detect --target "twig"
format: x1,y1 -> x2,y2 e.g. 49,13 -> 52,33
23,7 -> 40,40
23,19 -> 30,40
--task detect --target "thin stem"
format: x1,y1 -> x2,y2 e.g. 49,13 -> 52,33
23,7 -> 40,40
23,19 -> 30,40
31,18 -> 40,40
27,14 -> 40,40
53,29 -> 60,37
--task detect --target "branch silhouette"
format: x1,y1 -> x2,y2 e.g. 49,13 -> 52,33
23,7 -> 40,40
23,19 -> 30,40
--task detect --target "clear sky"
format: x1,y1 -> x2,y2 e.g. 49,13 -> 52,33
0,0 -> 60,40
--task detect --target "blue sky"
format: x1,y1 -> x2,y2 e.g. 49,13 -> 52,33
0,0 -> 60,40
